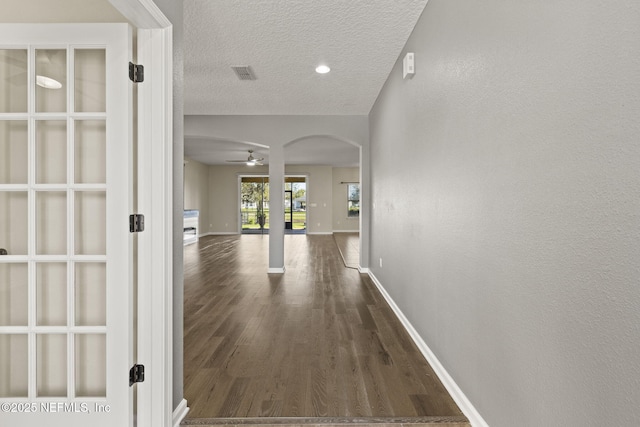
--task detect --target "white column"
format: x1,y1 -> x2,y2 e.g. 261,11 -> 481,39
359,144 -> 370,271
268,144 -> 285,272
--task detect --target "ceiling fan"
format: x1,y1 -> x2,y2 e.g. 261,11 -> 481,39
226,149 -> 264,166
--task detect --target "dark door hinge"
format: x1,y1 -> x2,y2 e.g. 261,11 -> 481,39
129,62 -> 144,83
129,214 -> 145,233
129,364 -> 145,386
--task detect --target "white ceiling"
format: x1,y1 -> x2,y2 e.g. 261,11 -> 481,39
183,1 -> 428,166
4,0 -> 410,167
183,0 -> 428,116
184,135 -> 360,167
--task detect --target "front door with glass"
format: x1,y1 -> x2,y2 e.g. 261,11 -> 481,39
284,178 -> 306,233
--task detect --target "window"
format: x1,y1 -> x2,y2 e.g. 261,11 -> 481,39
240,177 -> 269,232
347,183 -> 360,217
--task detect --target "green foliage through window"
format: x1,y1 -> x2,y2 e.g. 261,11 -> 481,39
347,183 -> 359,217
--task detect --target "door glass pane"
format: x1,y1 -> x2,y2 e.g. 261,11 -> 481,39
75,334 -> 106,397
37,334 -> 67,397
36,120 -> 67,184
75,191 -> 105,255
0,263 -> 28,326
75,263 -> 106,326
74,49 -> 106,113
1,27 -> 129,412
0,49 -> 28,113
290,181 -> 306,231
284,190 -> 292,228
36,191 -> 67,255
0,120 -> 28,184
36,263 -> 67,326
241,178 -> 270,233
0,191 -> 28,255
0,334 -> 28,397
74,120 -> 106,184
36,49 -> 66,113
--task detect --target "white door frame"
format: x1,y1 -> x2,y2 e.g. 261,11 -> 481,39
108,2 -> 175,427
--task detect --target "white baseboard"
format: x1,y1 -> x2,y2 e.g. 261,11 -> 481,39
358,266 -> 370,274
333,229 -> 360,233
201,231 -> 239,236
367,272 -> 488,427
268,267 -> 286,274
307,231 -> 333,235
172,398 -> 189,427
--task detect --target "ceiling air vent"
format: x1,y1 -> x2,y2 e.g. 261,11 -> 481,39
231,66 -> 256,81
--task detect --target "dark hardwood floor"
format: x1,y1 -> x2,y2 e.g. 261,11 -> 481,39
333,232 -> 360,269
182,235 -> 467,426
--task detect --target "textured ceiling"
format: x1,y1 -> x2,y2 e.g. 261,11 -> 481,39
185,136 -> 360,167
183,0 -> 429,115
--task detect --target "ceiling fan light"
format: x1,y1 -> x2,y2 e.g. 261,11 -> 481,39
246,161 -> 256,166
36,75 -> 62,89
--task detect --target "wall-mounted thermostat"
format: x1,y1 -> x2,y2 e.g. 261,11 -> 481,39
403,52 -> 415,79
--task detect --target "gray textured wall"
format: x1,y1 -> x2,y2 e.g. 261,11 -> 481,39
368,0 -> 640,425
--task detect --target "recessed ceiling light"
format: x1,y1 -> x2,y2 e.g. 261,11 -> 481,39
315,65 -> 330,74
36,75 -> 62,89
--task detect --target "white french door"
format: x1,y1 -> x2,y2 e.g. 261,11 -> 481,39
0,24 -> 134,426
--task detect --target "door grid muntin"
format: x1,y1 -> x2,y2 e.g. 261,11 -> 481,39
0,44 -> 108,401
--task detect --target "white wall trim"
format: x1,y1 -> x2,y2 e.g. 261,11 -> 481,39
201,232 -> 239,236
358,266 -> 370,274
268,267 -> 286,274
367,272 -> 489,427
134,23 -> 173,427
172,399 -> 189,427
333,229 -> 360,233
109,2 -> 173,427
109,0 -> 171,28
307,231 -> 333,235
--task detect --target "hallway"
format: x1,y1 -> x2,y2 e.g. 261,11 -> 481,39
182,235 -> 467,426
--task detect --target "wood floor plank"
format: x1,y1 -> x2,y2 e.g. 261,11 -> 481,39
214,378 -> 245,417
182,416 -> 469,426
358,354 -> 395,416
183,234 -> 467,424
333,232 -> 360,269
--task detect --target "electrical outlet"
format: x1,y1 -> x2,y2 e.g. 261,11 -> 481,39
379,257 -> 383,268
